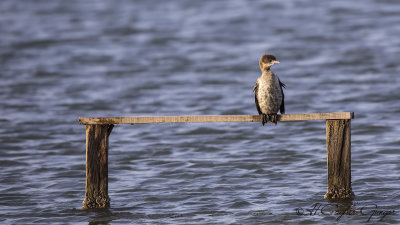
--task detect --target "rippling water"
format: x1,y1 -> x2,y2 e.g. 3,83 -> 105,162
1,0 -> 399,224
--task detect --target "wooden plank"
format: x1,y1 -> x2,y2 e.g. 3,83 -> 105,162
79,112 -> 354,125
324,119 -> 354,199
82,124 -> 113,209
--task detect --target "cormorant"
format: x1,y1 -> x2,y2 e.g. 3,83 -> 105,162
253,54 -> 286,126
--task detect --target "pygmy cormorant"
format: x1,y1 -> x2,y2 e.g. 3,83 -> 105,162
253,54 -> 285,125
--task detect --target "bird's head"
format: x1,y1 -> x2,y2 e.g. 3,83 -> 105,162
259,54 -> 280,71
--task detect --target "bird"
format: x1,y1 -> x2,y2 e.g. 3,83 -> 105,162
253,54 -> 286,126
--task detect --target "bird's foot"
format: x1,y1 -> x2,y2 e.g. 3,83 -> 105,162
261,113 -> 278,125
261,114 -> 268,126
268,113 -> 278,125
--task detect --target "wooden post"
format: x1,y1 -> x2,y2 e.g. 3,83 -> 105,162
82,124 -> 114,209
324,119 -> 354,199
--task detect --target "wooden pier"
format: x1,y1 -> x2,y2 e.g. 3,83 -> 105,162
79,112 -> 355,209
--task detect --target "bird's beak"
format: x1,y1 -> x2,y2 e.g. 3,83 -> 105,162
272,60 -> 280,64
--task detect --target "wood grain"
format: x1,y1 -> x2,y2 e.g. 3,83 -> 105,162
79,112 -> 354,125
324,119 -> 354,199
82,124 -> 113,209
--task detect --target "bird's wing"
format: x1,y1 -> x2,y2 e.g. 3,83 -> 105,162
279,78 -> 285,114
253,82 -> 262,115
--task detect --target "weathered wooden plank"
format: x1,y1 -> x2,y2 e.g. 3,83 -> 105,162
79,112 -> 354,125
324,119 -> 354,200
82,124 -> 114,209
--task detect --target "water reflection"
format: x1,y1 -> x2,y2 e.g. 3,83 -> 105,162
87,208 -> 114,225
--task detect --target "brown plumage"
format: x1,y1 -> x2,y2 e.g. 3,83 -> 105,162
253,54 -> 285,125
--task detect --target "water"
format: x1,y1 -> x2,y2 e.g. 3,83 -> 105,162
1,0 -> 399,224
